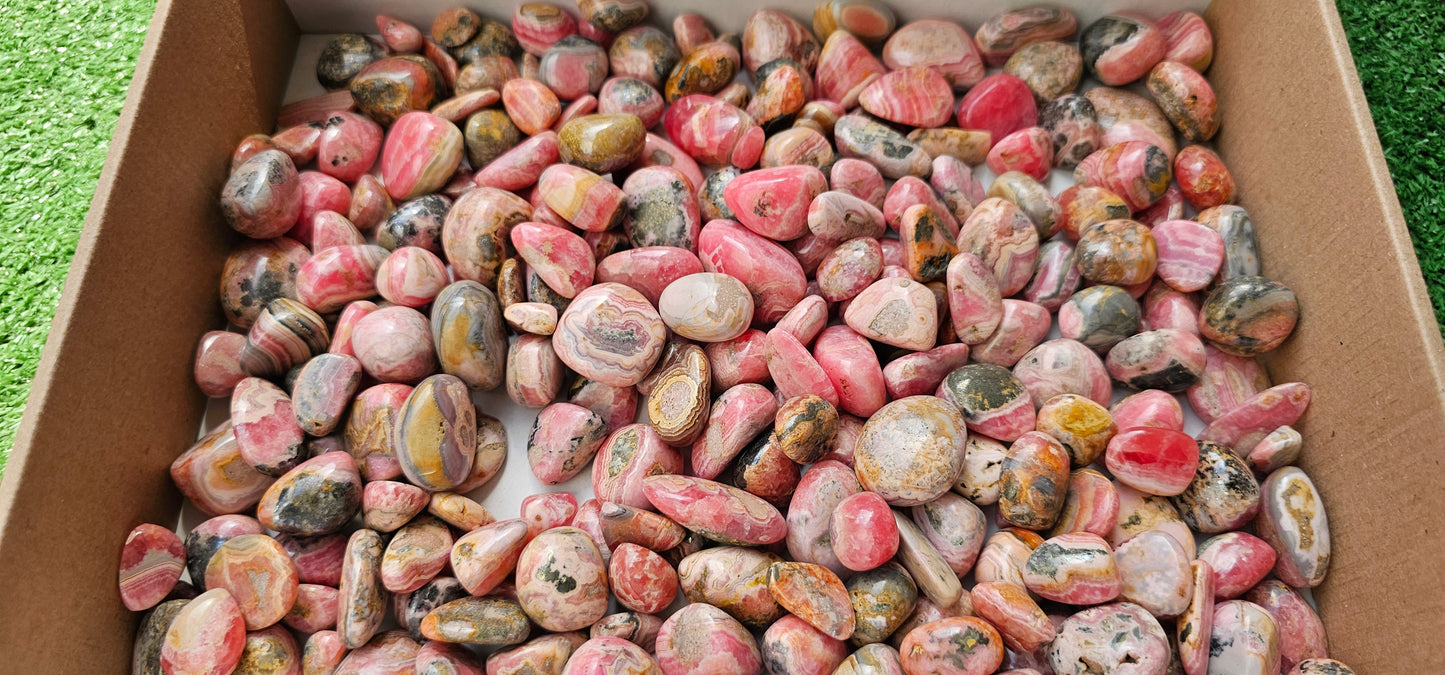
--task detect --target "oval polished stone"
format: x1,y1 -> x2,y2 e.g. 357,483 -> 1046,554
350,305 -> 437,384
829,492 -> 898,572
335,530 -> 386,649
528,402 -> 608,485
218,238 -> 310,331
910,492 -> 986,578
833,113 -> 931,180
284,583 -> 339,634
678,547 -> 785,629
956,198 -> 1040,298
1114,529 -> 1193,620
241,298 -> 330,379
768,562 -> 856,641
381,112 -> 463,201
448,519 -> 529,598
955,74 -> 1037,150
1105,328 -> 1207,392
563,636 -> 661,674
317,33 -> 385,88
1197,532 -> 1277,600
1050,467 -> 1121,540
1209,600 -> 1282,675
971,300 -> 1051,369
759,614 -> 849,675
420,596 -> 531,646
1244,580 -> 1328,672
1153,219 -> 1225,293
941,364 -> 1035,442
1147,60 -> 1219,141
884,19 -> 984,88
608,25 -> 678,89
291,354 -> 361,437
859,67 -> 953,129
358,481 -> 425,533
350,55 -> 443,126
657,272 -> 754,342
729,433 -> 798,507
1048,602 -> 1172,674
854,396 -> 968,506
553,283 -> 667,388
119,523 -> 186,612
558,113 -> 647,175
394,374 -> 477,491
723,165 -> 828,242
334,630 -> 421,672
644,474 -> 786,546
516,527 -> 611,632
430,281 -> 507,391
170,423 -> 274,517
974,6 -> 1078,64
583,425 -> 677,512
813,326 -> 888,419
511,222 -> 595,299
487,633 -> 586,675
654,603 -> 761,675
443,186 -> 532,287
665,40 -> 742,103
785,460 -> 861,576
379,515 -> 452,594
970,582 -> 1053,654
843,277 -> 938,352
256,452 -> 362,537
621,165 -> 702,250
1171,441 -> 1261,534
184,515 -> 265,593
1080,13 -> 1166,86
1106,427 -> 1200,497
222,150 -> 303,240
1199,276 -> 1300,356
998,432 -> 1071,530
975,530 -> 1034,589
607,543 -> 676,615
1023,532 -> 1122,605
1174,146 -> 1236,210
1188,346 -> 1272,423
1075,141 -> 1172,211
899,617 -> 1004,675
646,344 -> 712,446
204,534 -> 298,631
845,563 -> 917,647
1058,285 -> 1141,353
893,512 -> 963,609
160,588 -> 247,675
1255,466 -> 1331,589
1076,219 -> 1158,286
1035,394 -> 1116,466
945,251 -> 1004,346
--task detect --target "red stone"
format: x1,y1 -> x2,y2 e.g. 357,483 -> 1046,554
723,165 -> 828,242
815,31 -> 885,108
663,94 -> 761,167
160,588 -> 247,675
380,112 -> 463,201
474,130 -> 559,192
859,67 -> 954,128
830,492 -> 899,572
316,111 -> 383,184
698,220 -> 807,324
987,127 -> 1054,181
767,328 -> 840,407
955,74 -> 1037,149
1105,427 -> 1200,496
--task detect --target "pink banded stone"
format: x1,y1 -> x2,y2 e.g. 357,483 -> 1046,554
975,6 -> 1078,65
231,377 -> 305,476
883,19 -> 985,88
830,159 -> 886,209
296,244 -> 387,314
957,198 -> 1040,297
942,364 -> 1036,442
1142,280 -> 1202,334
910,492 -> 986,577
451,519 -> 529,597
503,77 -> 563,135
591,423 -> 680,509
291,353 -> 362,437
1047,603 -> 1172,675
596,246 -> 703,307
1197,382 -> 1311,453
1110,389 -> 1185,431
1023,533 -> 1122,605
829,491 -> 899,572
222,150 -> 302,239
505,302 -> 559,335
642,474 -> 786,546
330,301 -> 377,359
538,163 -> 626,232
945,251 -> 1004,345
767,562 -> 856,641
553,283 -> 666,387
204,534 -> 299,631
161,588 -> 247,675
843,277 -> 938,352
774,295 -> 829,346
1105,427 -> 1200,496
1050,467 -> 1121,537
1012,338 -> 1113,409
315,111 -> 382,185
309,210 -> 365,251
662,94 -> 761,167
859,67 -> 954,129
608,543 -> 677,614
655,602 -> 763,675
706,329 -> 771,392
723,165 -> 828,242
1154,219 -> 1224,292
956,74 -> 1036,150
987,127 -> 1054,181
380,112 -> 463,201
118,524 -> 186,612
808,191 -> 885,242
380,515 -> 452,593
690,383 -> 778,480
785,460 -> 860,575
658,272 -> 754,342
528,402 -> 608,485
598,78 -> 665,128
970,300 -> 1051,368
521,492 -> 579,538
1075,141 -> 1172,211
767,327 -> 839,407
812,325 -> 887,417
360,481 -> 427,532
511,221 -> 596,298
170,424 -> 273,517
1197,532 -> 1277,600
883,343 -> 970,400
351,306 -> 436,384
1209,600 -> 1283,675
1023,241 -> 1082,313
815,31 -> 886,109
474,130 -> 559,191
1158,11 -> 1215,72
630,134 -> 705,192
375,246 -> 447,307
971,582 -> 1055,653
698,220 -> 807,324
1113,529 -> 1193,619
761,614 -> 850,675
1188,345 -> 1271,423
1081,14 -> 1167,86
1245,580 -> 1328,671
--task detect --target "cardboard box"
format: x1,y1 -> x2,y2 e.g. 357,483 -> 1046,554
1,0 -> 1438,670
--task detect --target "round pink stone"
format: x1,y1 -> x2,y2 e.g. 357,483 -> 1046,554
1105,427 -> 1200,496
194,330 -> 247,398
1197,532 -> 1278,600
830,491 -> 899,572
986,127 -> 1054,181
351,306 -> 437,384
608,543 -> 678,614
859,66 -> 955,128
812,325 -> 887,418
118,523 -> 186,612
1153,219 -> 1224,292
955,74 -> 1037,149
375,246 -> 447,307
521,492 -> 580,538
316,111 -> 383,183
381,112 -> 463,201
511,221 -> 596,298
160,588 -> 247,675
553,283 -> 667,388
723,164 -> 828,242
655,602 -> 763,675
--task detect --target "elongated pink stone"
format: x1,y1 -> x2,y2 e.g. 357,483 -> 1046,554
503,77 -> 563,134
596,246 -> 703,307
883,343 -> 971,400
538,163 -> 626,232
774,295 -> 830,345
1196,532 -> 1276,600
511,221 -> 596,298
663,94 -> 761,167
161,588 -> 247,675
707,329 -> 772,392
859,67 -> 954,128
691,383 -> 779,481
815,31 -> 886,108
231,377 -> 305,476
118,523 -> 186,612
767,328 -> 840,407
946,251 -> 1004,345
698,220 -> 807,324
723,165 -> 828,242
642,474 -> 787,545
381,112 -> 463,201
1197,382 -> 1311,452
296,244 -> 387,313
1153,219 -> 1224,292
812,325 -> 886,417
475,130 -> 559,191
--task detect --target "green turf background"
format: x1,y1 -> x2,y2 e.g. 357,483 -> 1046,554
0,0 -> 1441,471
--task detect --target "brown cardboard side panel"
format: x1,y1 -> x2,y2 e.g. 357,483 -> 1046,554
1208,0 -> 1445,669
0,0 -> 297,670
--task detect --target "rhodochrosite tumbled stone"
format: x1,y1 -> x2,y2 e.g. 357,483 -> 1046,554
1106,427 -> 1200,497
1200,276 -> 1300,356
859,67 -> 953,128
1080,14 -> 1167,86
394,374 -> 476,491
643,475 -> 786,546
1210,600 -> 1283,675
853,396 -> 968,506
767,562 -> 856,640
528,402 -> 608,485
975,6 -> 1078,65
830,492 -> 898,572
170,423 -> 273,517
257,452 -> 362,537
898,617 -> 1004,675
724,164 -> 827,242
204,534 -> 299,631
655,602 -> 762,675
559,113 -> 648,174
381,112 -> 463,201
657,272 -> 754,342
431,280 -> 507,391
998,431 -> 1071,530
883,19 -> 984,89
1148,60 -> 1220,142
956,74 -> 1037,148
843,277 -> 938,351
1023,533 -> 1122,605
941,364 -> 1036,442
1257,466 -> 1331,588
160,588 -> 247,675
554,283 -> 667,387
832,114 -> 931,180
221,150 -> 303,239
118,524 -> 186,612
517,527 -> 611,632
1048,603 -> 1172,674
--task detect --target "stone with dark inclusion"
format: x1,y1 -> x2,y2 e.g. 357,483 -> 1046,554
317,34 -> 385,89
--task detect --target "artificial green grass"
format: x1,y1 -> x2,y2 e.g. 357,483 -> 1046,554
1337,0 -> 1445,328
0,0 -> 156,470
0,1 -> 1441,474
